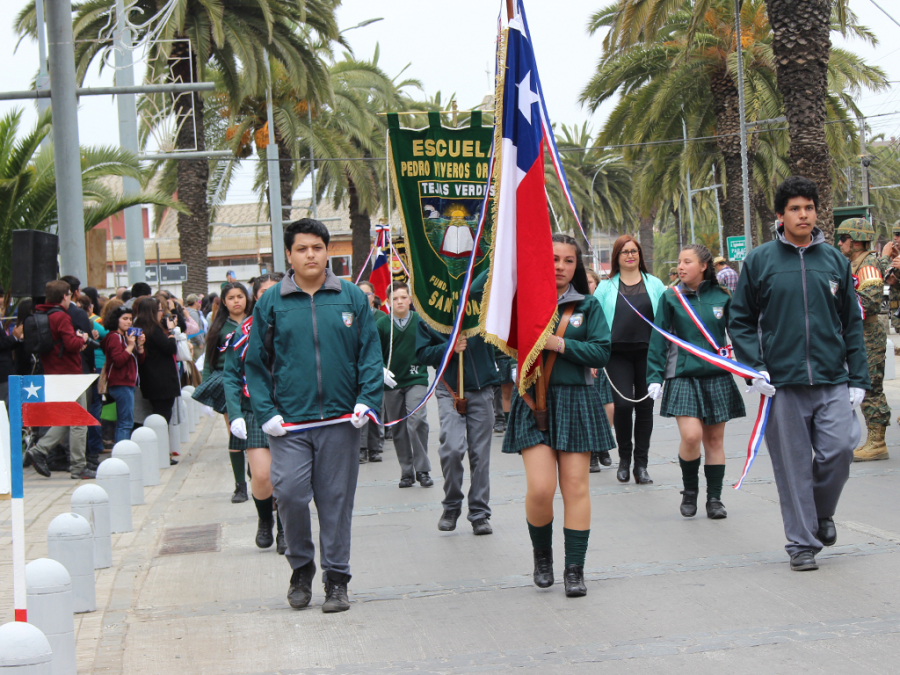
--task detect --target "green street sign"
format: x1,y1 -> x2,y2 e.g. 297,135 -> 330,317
727,236 -> 747,262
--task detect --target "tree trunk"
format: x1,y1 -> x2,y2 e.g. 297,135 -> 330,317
171,41 -> 209,296
348,177 -> 371,282
639,212 -> 655,274
277,136 -> 293,220
766,0 -> 833,241
754,188 -> 777,243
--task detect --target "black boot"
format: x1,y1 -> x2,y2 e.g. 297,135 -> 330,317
706,498 -> 727,520
368,449 -> 382,462
416,471 -> 434,487
359,448 -> 368,464
287,561 -> 316,609
532,548 -> 554,588
563,564 -> 586,597
276,530 -> 287,555
255,518 -> 274,548
590,452 -> 601,473
598,451 -> 612,467
231,482 -> 249,503
680,490 -> 698,517
438,508 -> 461,531
322,572 -> 351,613
616,456 -> 631,483
633,466 -> 653,485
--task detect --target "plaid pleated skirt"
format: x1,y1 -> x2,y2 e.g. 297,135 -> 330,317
595,369 -> 614,405
191,370 -> 227,414
502,384 -> 616,454
228,410 -> 270,450
660,374 -> 746,425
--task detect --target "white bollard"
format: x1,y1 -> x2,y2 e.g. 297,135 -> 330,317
25,559 -> 76,675
168,411 -> 181,465
46,514 -> 95,614
70,485 -> 112,569
130,427 -> 160,487
0,621 -> 53,675
111,441 -> 144,506
183,386 -> 200,424
96,458 -> 132,533
143,414 -> 170,470
181,391 -> 196,434
177,398 -> 190,444
886,339 -> 895,381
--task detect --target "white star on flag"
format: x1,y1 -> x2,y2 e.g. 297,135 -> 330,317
23,383 -> 41,399
517,71 -> 541,125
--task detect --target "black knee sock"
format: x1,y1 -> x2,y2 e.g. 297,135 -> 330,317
563,528 -> 590,567
253,495 -> 273,521
680,457 -> 701,491
229,451 -> 245,484
705,464 -> 725,500
276,510 -> 284,533
527,519 -> 553,550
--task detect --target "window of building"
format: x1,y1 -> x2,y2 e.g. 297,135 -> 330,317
329,255 -> 352,277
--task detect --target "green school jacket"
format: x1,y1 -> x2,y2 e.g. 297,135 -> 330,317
202,316 -> 240,378
544,287 -> 611,386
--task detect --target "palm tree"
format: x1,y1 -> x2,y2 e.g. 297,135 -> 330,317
0,109 -> 181,293
16,0 -> 340,294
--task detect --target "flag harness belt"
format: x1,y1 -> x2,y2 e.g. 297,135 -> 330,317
518,302 -> 575,431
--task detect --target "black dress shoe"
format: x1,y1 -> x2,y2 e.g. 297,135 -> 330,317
359,448 -> 368,464
532,547 -> 554,588
255,518 -> 274,548
368,450 -> 382,462
276,530 -> 287,555
817,517 -> 837,546
27,448 -> 51,477
790,551 -> 818,571
231,482 -> 249,503
287,561 -> 316,609
706,498 -> 727,520
616,462 -> 631,483
416,471 -> 434,487
398,475 -> 415,488
72,468 -> 97,480
590,452 -> 601,473
438,508 -> 461,531
680,490 -> 698,517
472,518 -> 493,535
598,451 -> 612,467
563,564 -> 587,597
633,467 -> 653,485
322,572 -> 351,613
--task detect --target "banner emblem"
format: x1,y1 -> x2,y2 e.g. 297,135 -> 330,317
713,307 -> 724,320
342,312 -> 354,327
831,280 -> 840,296
569,313 -> 584,327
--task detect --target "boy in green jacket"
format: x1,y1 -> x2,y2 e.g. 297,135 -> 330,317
729,176 -> 870,572
244,219 -> 383,613
377,282 -> 432,488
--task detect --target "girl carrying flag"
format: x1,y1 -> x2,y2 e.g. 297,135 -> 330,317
646,245 -> 746,519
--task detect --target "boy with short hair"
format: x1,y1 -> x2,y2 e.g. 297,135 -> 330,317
377,282 -> 432,488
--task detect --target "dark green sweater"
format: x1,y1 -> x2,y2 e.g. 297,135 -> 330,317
376,312 -> 428,389
202,316 -> 240,378
543,287 -> 611,387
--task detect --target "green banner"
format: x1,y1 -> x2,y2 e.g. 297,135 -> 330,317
388,111 -> 494,334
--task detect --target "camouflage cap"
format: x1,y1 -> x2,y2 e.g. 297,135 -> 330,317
893,219 -> 900,236
835,217 -> 874,242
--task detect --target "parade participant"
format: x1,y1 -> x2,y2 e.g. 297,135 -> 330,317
245,218 -> 382,613
594,235 -> 666,484
357,280 -> 385,463
195,282 -> 251,503
713,256 -> 739,293
224,274 -> 286,552
730,176 -> 869,572
503,234 -> 613,597
647,245 -> 745,519
416,275 -> 499,535
836,218 -> 890,461
586,268 -> 614,472
376,282 -> 432,488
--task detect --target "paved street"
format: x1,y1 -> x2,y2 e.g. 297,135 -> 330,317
4,364 -> 900,674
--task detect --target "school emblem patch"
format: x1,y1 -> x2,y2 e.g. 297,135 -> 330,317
830,280 -> 839,296
342,312 -> 354,327
713,307 -> 724,320
569,313 -> 584,328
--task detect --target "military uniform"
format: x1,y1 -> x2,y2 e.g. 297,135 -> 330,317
877,221 -> 900,335
839,218 -> 890,461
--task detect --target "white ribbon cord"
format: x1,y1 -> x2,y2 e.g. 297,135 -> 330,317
602,368 -> 652,404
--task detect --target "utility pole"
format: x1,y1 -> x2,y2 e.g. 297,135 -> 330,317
734,0 -> 753,255
309,105 -> 317,219
858,115 -> 871,209
114,0 -> 147,284
47,0 -> 87,282
683,118 -> 695,245
265,56 -> 285,274
34,0 -> 51,145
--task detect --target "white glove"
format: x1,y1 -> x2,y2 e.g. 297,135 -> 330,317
749,371 -> 776,398
648,383 -> 663,401
230,418 -> 247,440
261,415 -> 287,437
849,387 -> 866,410
350,403 -> 370,429
383,368 -> 397,388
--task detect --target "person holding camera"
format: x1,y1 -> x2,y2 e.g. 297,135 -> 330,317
133,297 -> 182,443
101,306 -> 146,443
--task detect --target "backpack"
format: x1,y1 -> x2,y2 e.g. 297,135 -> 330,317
23,307 -> 65,356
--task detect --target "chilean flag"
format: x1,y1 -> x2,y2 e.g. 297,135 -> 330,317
481,1 -> 582,393
19,375 -> 100,427
369,225 -> 392,312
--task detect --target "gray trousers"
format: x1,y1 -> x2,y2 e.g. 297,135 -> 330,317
383,385 -> 431,476
360,399 -> 384,453
34,391 -> 88,477
269,423 -> 361,577
764,384 -> 859,556
435,386 -> 493,521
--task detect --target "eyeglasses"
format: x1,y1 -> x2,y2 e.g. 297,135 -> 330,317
363,291 -> 373,296
620,249 -> 640,256
838,234 -> 852,244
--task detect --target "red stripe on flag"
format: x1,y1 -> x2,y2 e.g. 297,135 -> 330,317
22,402 -> 100,427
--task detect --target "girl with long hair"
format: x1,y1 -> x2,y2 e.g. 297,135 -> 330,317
133,297 -> 181,432
593,235 -> 666,484
222,274 -> 286,551
502,234 -> 614,598
647,244 -> 745,519
100,306 -> 146,443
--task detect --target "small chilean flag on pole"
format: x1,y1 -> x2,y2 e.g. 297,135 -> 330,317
480,0 -> 584,393
369,224 -> 393,312
20,375 -> 101,427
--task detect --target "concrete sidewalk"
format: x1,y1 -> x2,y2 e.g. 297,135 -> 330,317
4,369 -> 900,674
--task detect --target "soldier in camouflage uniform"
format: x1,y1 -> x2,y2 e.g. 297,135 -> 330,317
837,218 -> 890,461
878,221 -> 900,335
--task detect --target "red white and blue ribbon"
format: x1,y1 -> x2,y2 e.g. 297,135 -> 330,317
619,290 -> 771,489
671,286 -> 732,359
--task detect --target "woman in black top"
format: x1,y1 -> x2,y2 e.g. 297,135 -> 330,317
133,297 -> 181,425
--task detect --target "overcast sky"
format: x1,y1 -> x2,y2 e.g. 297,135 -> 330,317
2,0 -> 899,205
